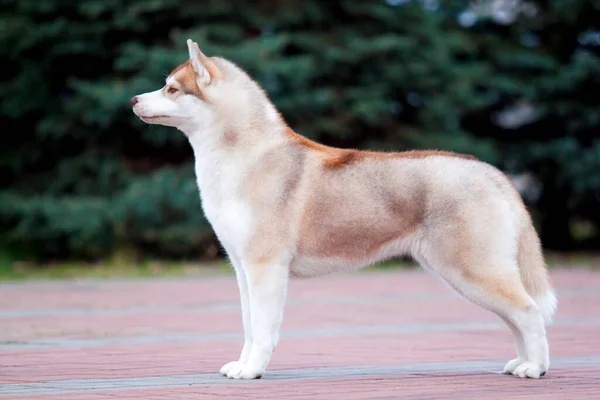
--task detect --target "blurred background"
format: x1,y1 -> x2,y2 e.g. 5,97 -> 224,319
1,0 -> 599,273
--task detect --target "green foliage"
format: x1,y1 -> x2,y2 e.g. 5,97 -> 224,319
1,0 -> 599,260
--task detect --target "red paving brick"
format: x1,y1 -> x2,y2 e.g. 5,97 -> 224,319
1,268 -> 600,399
5,367 -> 600,400
4,292 -> 599,342
2,325 -> 600,384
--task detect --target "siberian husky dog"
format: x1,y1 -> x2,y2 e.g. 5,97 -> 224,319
132,39 -> 556,380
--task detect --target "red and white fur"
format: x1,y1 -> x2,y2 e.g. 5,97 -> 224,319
131,39 -> 557,380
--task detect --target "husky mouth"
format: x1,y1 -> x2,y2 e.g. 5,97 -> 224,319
137,114 -> 173,124
139,115 -> 170,120
138,114 -> 189,120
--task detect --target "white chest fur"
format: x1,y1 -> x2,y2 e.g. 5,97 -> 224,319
191,147 -> 254,259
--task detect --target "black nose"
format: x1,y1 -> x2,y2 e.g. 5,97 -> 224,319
130,96 -> 139,106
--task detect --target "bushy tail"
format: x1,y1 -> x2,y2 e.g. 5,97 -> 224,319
517,222 -> 557,325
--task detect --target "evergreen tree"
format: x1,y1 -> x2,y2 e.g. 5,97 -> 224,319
1,0 -> 598,261
457,0 -> 600,249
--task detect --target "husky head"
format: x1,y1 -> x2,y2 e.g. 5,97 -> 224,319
131,39 -> 280,138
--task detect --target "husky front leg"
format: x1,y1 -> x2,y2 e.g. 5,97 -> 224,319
223,261 -> 289,379
219,259 -> 253,376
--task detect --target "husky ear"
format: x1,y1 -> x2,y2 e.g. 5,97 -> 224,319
187,39 -> 221,85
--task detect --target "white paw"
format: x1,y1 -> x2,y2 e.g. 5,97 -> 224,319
503,357 -> 526,374
219,361 -> 243,376
223,362 -> 263,379
513,361 -> 544,379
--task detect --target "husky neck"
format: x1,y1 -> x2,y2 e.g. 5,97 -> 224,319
185,113 -> 289,196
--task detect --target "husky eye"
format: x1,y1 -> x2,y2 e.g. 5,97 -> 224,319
167,86 -> 179,94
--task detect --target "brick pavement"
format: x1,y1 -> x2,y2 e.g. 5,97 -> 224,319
1,269 -> 599,399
